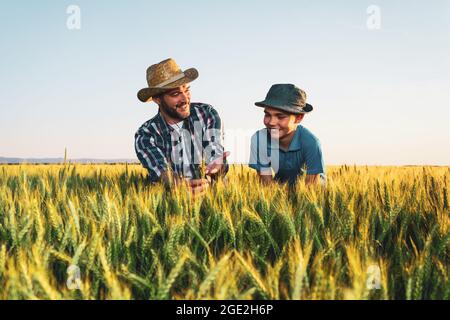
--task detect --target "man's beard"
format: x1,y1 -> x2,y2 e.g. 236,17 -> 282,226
160,99 -> 190,121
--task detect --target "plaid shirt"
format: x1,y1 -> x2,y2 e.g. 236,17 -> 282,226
135,102 -> 229,182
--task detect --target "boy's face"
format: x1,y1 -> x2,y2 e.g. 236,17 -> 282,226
263,107 -> 304,139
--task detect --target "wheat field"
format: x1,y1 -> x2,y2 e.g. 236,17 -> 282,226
0,164 -> 448,300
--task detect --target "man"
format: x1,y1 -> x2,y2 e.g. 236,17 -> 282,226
135,58 -> 229,194
249,84 -> 326,186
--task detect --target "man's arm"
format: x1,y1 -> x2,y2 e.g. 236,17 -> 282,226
135,129 -> 168,183
203,105 -> 229,177
135,128 -> 210,195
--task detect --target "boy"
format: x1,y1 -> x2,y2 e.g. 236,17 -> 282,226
249,84 -> 326,186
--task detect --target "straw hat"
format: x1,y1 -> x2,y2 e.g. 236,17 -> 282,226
137,58 -> 198,102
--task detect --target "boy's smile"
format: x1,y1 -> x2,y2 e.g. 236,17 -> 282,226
263,107 -> 304,150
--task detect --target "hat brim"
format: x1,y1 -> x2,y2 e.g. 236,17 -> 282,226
255,101 -> 313,114
137,68 -> 199,103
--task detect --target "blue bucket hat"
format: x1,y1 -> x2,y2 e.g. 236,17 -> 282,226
255,84 -> 313,114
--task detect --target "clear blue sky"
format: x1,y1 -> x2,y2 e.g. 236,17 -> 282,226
1,0 -> 449,165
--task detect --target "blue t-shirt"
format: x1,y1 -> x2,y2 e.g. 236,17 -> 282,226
249,125 -> 325,185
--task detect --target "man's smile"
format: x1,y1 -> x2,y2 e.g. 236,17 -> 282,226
176,102 -> 189,112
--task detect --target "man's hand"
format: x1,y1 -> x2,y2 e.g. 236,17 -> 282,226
205,151 -> 231,176
188,178 -> 210,197
258,174 -> 274,184
160,172 -> 209,197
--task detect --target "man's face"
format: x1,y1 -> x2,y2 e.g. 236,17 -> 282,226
263,107 -> 304,139
155,84 -> 191,121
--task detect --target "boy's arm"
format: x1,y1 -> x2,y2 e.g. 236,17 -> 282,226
304,137 -> 326,186
305,174 -> 319,185
249,131 -> 274,183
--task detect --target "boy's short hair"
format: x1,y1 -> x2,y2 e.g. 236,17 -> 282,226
267,107 -> 304,117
